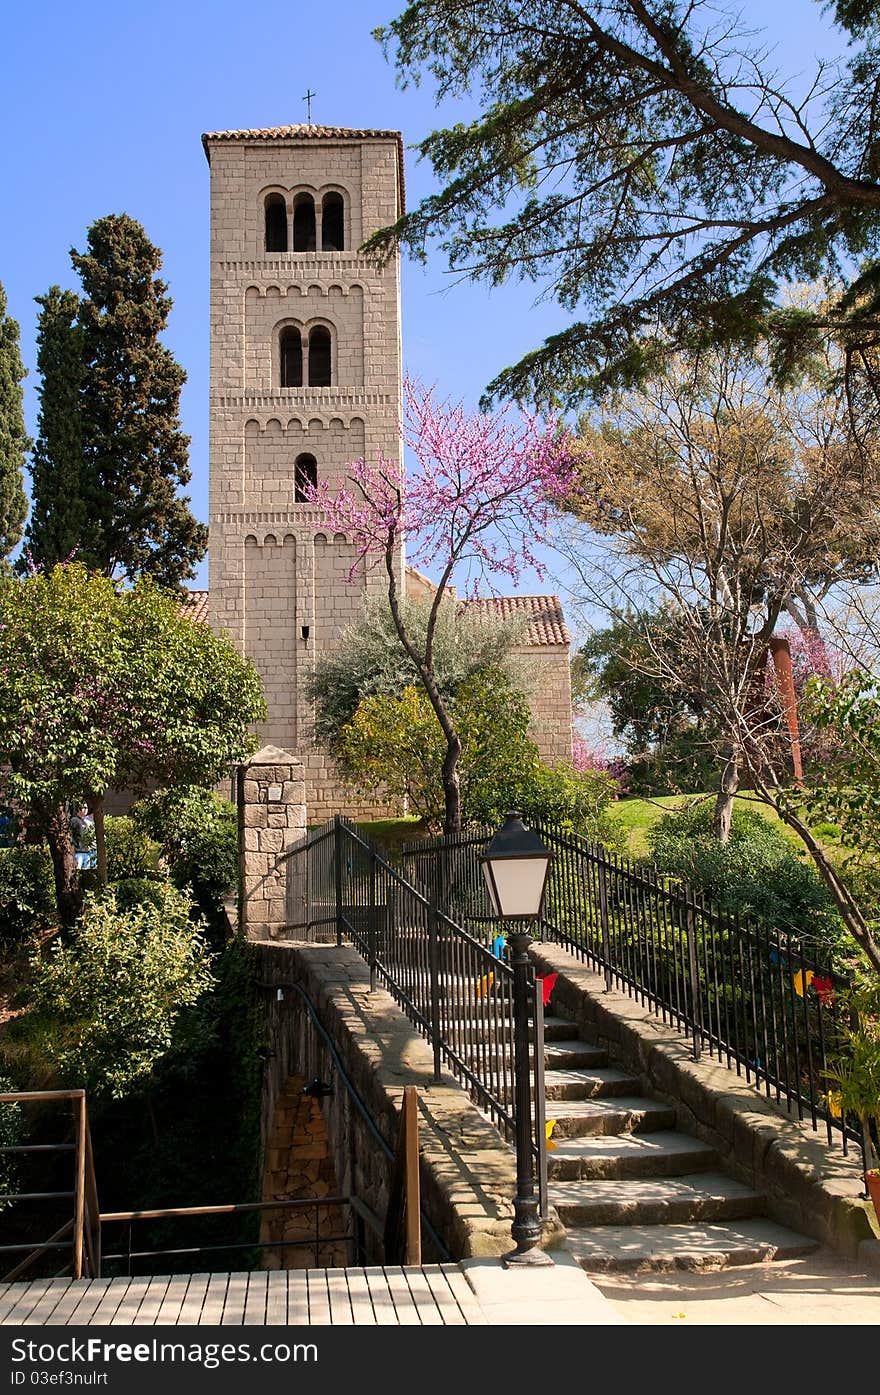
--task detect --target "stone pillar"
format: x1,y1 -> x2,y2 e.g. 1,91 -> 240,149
238,745 -> 306,940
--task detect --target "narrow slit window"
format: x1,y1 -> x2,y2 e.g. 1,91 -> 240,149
321,193 -> 345,251
294,453 -> 318,503
280,327 -> 302,388
308,327 -> 332,387
292,194 -> 316,252
264,195 -> 287,252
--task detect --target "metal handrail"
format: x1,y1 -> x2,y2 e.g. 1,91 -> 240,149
0,1090 -> 100,1283
275,818 -> 548,1218
98,1195 -> 379,1274
400,820 -> 866,1161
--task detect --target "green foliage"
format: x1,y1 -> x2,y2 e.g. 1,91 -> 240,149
65,214 -> 207,585
339,665 -> 621,841
575,611 -> 719,794
16,884 -> 214,1099
0,845 -> 55,941
647,801 -> 845,952
823,977 -> 880,1157
801,671 -> 880,899
0,564 -> 264,921
110,876 -> 169,913
310,591 -> 527,747
371,3 -> 880,408
338,667 -> 534,828
86,935 -> 263,1260
0,1076 -> 23,1210
134,787 -> 238,926
495,761 -> 623,844
20,287 -> 85,571
0,280 -> 29,560
104,816 -> 160,882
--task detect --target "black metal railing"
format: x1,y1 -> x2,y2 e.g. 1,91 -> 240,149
279,817 -> 548,1216
98,1196 -> 372,1277
399,823 -> 864,1159
0,1090 -> 101,1283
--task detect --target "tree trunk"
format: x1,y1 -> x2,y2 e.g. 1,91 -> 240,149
442,731 -> 463,835
43,803 -> 82,930
712,747 -> 740,843
89,795 -> 107,886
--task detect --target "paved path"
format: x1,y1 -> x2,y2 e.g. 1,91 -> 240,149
595,1249 -> 880,1325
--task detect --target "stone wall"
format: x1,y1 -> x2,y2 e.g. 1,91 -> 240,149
261,1073 -> 348,1269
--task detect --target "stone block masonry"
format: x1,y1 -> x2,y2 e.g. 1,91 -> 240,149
205,127 -> 404,820
237,744 -> 306,938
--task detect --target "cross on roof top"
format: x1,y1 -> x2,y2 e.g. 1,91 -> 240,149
303,90 -> 316,123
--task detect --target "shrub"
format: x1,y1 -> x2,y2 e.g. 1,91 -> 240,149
18,884 -> 215,1099
0,845 -> 55,941
105,816 -> 161,882
134,788 -> 237,924
647,800 -> 845,952
0,1075 -> 23,1208
110,876 -> 169,913
470,758 -> 624,845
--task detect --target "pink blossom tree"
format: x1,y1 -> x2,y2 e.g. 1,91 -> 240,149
308,377 -> 574,833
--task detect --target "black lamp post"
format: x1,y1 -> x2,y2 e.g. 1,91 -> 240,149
480,811 -> 555,1268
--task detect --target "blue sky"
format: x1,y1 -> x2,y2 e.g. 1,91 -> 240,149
0,0 -> 845,607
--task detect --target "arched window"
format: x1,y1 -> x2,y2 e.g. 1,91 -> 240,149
294,453 -> 318,503
308,326 -> 332,387
264,195 -> 287,253
280,327 -> 302,388
292,194 -> 316,252
321,193 -> 345,252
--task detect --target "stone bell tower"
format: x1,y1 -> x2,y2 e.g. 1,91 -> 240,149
202,124 -> 404,817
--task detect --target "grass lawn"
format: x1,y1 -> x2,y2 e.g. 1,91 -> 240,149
354,816 -> 426,856
608,792 -> 828,858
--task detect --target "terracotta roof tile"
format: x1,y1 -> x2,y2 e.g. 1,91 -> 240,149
201,124 -> 406,214
180,589 -> 209,625
179,587 -> 569,647
470,594 -> 570,647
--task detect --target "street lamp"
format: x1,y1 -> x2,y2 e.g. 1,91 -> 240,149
480,811 -> 554,1268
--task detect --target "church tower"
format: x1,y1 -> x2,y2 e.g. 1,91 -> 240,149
202,124 -> 404,817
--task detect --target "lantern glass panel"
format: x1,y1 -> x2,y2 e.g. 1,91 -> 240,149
487,857 -> 548,919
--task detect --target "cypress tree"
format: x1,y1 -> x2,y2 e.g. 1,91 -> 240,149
71,214 -> 207,587
0,281 -> 29,562
21,287 -> 86,570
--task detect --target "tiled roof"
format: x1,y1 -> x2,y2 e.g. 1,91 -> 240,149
201,124 -> 406,215
180,590 -> 209,625
179,587 -> 570,647
470,594 -> 570,647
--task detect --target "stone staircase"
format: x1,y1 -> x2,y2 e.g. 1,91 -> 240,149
535,1014 -> 819,1273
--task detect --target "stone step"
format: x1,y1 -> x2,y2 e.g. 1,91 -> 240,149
547,1130 -> 718,1181
548,1172 -> 766,1227
504,1066 -> 643,1102
544,1041 -> 609,1071
560,1218 -> 818,1273
545,1096 -> 675,1139
440,1015 -> 574,1043
548,1067 -> 643,1100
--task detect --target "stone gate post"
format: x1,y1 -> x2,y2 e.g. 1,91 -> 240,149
237,745 -> 306,940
